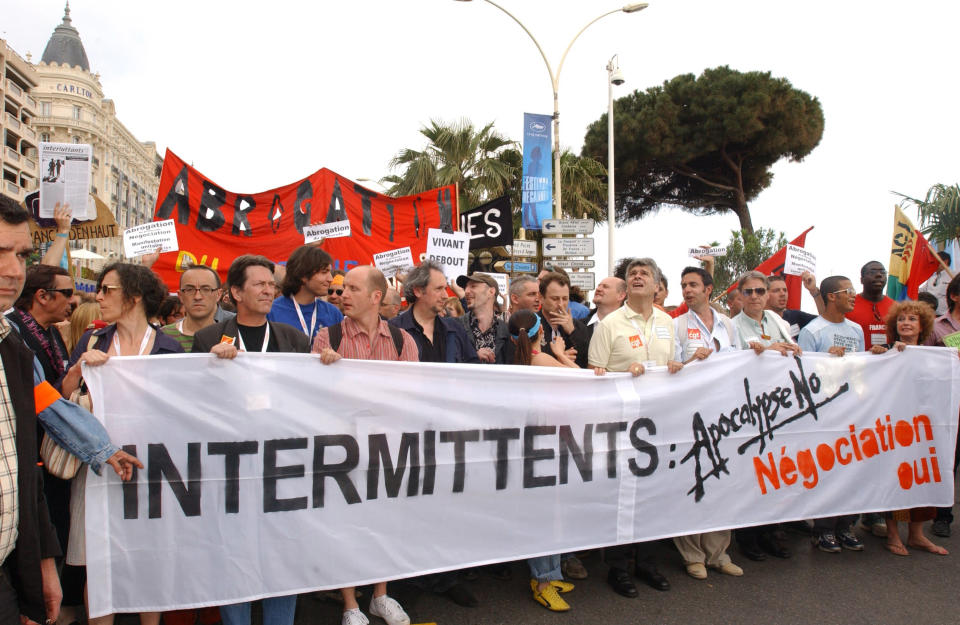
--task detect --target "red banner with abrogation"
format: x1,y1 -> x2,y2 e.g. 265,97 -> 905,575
150,149 -> 457,289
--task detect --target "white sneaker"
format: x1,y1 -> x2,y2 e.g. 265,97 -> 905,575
342,608 -> 369,625
369,594 -> 410,625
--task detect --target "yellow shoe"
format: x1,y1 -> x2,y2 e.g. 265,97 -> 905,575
550,580 -> 575,593
711,562 -> 743,576
685,562 -> 707,579
531,581 -> 571,612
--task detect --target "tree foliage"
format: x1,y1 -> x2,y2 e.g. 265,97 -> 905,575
713,228 -> 787,294
894,183 -> 960,245
582,66 -> 824,234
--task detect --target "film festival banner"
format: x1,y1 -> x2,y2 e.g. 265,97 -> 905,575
150,150 -> 457,290
521,113 -> 552,231
83,348 -> 959,615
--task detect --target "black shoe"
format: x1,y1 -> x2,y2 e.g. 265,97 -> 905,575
442,583 -> 479,607
634,564 -> 670,591
488,563 -> 512,581
739,540 -> 767,561
758,534 -> 792,559
932,519 -> 951,538
606,567 -> 638,598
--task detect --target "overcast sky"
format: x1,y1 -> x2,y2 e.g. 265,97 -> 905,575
4,0 -> 958,309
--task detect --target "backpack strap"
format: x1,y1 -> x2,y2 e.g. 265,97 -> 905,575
328,322 -> 343,353
388,325 -> 404,358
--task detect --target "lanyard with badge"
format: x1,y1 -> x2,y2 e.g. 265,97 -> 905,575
290,295 -> 318,337
112,326 -> 153,356
235,323 -> 271,353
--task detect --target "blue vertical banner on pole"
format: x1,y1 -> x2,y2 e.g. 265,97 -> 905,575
521,113 -> 553,230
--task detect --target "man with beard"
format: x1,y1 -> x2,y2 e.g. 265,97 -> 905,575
456,273 -> 509,363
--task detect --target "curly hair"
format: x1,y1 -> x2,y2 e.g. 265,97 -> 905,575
97,262 -> 167,318
885,300 -> 935,344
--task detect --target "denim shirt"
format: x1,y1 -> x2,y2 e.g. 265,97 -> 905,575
33,355 -> 116,475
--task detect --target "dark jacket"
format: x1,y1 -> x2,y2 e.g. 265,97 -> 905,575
0,330 -> 61,623
69,324 -> 185,367
539,311 -> 592,369
457,311 -> 510,364
390,310 -> 479,364
192,317 -> 311,354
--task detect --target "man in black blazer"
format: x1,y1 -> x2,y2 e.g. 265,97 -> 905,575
192,255 -> 310,356
0,196 -> 62,625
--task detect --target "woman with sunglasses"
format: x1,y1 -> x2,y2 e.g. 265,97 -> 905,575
506,310 -> 579,611
60,262 -> 184,625
870,300 -> 948,556
731,271 -> 800,356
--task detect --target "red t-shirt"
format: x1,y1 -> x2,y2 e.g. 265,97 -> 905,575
845,294 -> 894,348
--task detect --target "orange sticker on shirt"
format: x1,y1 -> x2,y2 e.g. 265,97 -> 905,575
629,334 -> 643,349
687,328 -> 702,341
219,335 -> 236,345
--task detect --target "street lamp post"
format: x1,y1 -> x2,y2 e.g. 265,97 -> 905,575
607,54 -> 625,274
454,1 -> 648,219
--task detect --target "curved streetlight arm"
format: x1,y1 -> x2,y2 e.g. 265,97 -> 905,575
555,9 -> 621,92
481,0 -> 557,90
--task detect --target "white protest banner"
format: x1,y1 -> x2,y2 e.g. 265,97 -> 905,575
303,220 -> 351,244
39,142 -> 93,219
122,219 -> 179,258
373,246 -> 414,278
425,228 -> 470,280
478,272 -> 509,302
784,244 -> 817,276
688,246 -> 727,258
83,348 -> 958,615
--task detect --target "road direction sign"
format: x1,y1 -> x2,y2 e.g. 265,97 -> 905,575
567,272 -> 596,290
542,219 -> 595,234
544,259 -> 595,270
510,239 -> 538,257
541,237 -> 594,257
494,260 -> 538,273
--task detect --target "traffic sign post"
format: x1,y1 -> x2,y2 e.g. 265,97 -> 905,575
544,259 -> 595,270
510,239 -> 538,257
542,237 -> 594,257
567,272 -> 596,291
494,260 -> 538,273
542,219 -> 595,235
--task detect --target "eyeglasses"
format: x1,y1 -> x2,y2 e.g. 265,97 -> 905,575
180,286 -> 219,296
830,287 -> 857,296
328,288 -> 343,296
742,287 -> 767,296
45,288 -> 74,298
97,284 -> 122,295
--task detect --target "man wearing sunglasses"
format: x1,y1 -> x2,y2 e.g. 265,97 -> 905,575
731,271 -> 798,355
846,261 -> 895,350
7,265 -> 73,386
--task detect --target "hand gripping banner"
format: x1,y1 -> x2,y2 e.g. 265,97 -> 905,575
82,348 -> 959,615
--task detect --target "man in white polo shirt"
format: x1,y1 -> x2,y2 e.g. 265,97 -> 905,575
588,257 -> 682,598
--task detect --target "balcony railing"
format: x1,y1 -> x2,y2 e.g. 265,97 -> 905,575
6,80 -> 22,98
5,147 -> 19,163
5,113 -> 20,131
21,125 -> 35,141
25,96 -> 37,111
24,157 -> 36,171
5,181 -> 20,195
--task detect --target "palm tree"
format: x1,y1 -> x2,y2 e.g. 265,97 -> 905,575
382,119 -> 518,211
558,149 -> 607,221
895,183 -> 960,245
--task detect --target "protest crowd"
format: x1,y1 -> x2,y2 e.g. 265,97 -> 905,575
2,192 -> 960,625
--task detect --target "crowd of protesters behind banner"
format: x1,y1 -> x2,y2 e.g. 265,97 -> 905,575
2,194 -> 959,625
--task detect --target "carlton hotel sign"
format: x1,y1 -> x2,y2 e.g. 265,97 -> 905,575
56,82 -> 94,98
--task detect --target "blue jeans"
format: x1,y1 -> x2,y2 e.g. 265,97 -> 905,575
527,555 -> 561,583
219,596 -> 297,625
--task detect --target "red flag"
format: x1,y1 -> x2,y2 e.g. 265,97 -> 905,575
906,233 -> 941,300
720,227 -> 814,309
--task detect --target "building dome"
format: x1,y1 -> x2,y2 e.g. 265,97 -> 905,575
40,2 -> 90,71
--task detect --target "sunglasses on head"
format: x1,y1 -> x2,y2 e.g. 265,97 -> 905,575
742,287 -> 767,296
328,288 -> 343,296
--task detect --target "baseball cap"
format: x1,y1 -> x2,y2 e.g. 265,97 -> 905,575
456,273 -> 498,295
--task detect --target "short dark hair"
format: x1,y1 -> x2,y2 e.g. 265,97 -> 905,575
938,251 -> 951,265
0,195 -> 29,225
613,257 -> 635,281
179,264 -> 221,288
402,260 -> 443,304
947,273 -> 960,313
819,275 -> 850,306
281,245 -> 332,297
917,291 -> 939,312
860,261 -> 885,277
660,275 -> 668,290
16,264 -> 70,310
97,262 -> 167,318
767,274 -> 787,287
681,266 -> 713,290
226,255 -> 275,305
539,271 -> 570,296
157,295 -> 182,321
